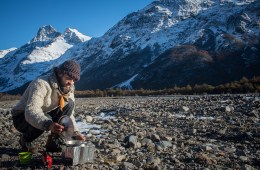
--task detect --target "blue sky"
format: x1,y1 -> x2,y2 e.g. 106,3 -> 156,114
0,0 -> 153,50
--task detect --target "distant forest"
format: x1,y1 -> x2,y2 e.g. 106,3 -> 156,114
0,76 -> 259,101
74,76 -> 260,97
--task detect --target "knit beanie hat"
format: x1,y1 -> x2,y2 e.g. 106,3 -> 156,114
58,60 -> 81,81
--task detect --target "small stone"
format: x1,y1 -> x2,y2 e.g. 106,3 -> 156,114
163,136 -> 173,141
182,106 -> 189,112
157,141 -> 172,149
115,154 -> 126,162
122,162 -> 136,169
85,115 -> 93,122
1,154 -> 10,160
147,156 -> 161,166
111,149 -> 121,155
248,110 -> 259,118
204,146 -> 213,151
224,146 -> 236,153
136,131 -> 146,138
156,145 -> 163,151
225,106 -> 233,112
136,142 -> 142,149
239,156 -> 249,162
218,128 -> 227,135
147,143 -> 155,152
126,135 -> 138,148
151,134 -> 160,142
141,138 -> 153,147
241,164 -> 255,170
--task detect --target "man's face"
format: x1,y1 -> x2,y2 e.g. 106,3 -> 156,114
60,74 -> 75,89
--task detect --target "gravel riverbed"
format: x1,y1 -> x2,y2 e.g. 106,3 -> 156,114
0,94 -> 259,170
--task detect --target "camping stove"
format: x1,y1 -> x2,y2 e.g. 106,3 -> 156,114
62,140 -> 95,165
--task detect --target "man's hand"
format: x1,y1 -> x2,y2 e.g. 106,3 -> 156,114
74,132 -> 87,141
49,122 -> 64,134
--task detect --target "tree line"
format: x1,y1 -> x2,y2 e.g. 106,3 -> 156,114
75,76 -> 260,97
0,76 -> 259,101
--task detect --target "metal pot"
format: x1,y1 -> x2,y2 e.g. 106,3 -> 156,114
62,141 -> 95,165
65,140 -> 83,147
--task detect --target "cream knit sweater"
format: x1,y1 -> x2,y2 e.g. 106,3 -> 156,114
12,70 -> 79,132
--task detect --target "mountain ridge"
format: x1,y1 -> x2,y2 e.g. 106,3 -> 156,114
74,0 -> 260,90
0,0 -> 259,93
0,25 -> 91,92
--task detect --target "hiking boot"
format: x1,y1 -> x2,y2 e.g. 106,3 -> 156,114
19,134 -> 38,154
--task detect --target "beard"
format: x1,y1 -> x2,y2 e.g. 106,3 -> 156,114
55,69 -> 72,94
59,82 -> 72,94
60,86 -> 71,94
58,78 -> 72,94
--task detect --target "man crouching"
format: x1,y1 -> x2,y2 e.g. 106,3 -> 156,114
11,60 -> 85,152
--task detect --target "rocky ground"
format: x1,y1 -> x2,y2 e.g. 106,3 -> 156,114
0,94 -> 259,170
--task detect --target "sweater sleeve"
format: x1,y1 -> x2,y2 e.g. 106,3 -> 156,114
25,79 -> 53,130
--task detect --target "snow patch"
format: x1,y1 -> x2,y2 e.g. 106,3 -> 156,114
76,111 -> 116,138
113,74 -> 138,90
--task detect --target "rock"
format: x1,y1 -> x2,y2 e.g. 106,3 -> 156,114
136,131 -> 146,138
156,141 -> 172,149
147,156 -> 161,166
241,164 -> 256,170
147,142 -> 156,152
1,154 -> 10,160
239,156 -> 249,162
111,149 -> 121,155
225,106 -> 234,112
203,146 -> 213,151
182,106 -> 189,112
121,162 -> 136,169
136,142 -> 142,149
115,154 -> 126,162
160,135 -> 172,141
106,143 -> 119,149
218,128 -> 227,135
85,115 -> 93,122
171,157 -> 181,164
247,110 -> 259,118
156,144 -> 163,151
151,134 -> 160,142
224,146 -> 236,153
125,135 -> 138,148
196,153 -> 213,165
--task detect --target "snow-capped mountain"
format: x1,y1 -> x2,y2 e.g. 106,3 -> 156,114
1,0 -> 259,93
0,25 -> 91,92
0,48 -> 17,59
74,0 -> 260,90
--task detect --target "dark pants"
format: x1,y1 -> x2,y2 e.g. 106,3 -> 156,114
12,99 -> 74,142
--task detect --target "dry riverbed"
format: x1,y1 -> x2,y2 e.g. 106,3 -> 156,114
0,94 -> 259,169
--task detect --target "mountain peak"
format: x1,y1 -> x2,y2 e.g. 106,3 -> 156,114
30,25 -> 61,43
63,27 -> 91,44
0,0 -> 259,93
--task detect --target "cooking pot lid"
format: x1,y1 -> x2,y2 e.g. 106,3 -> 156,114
58,116 -> 74,140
